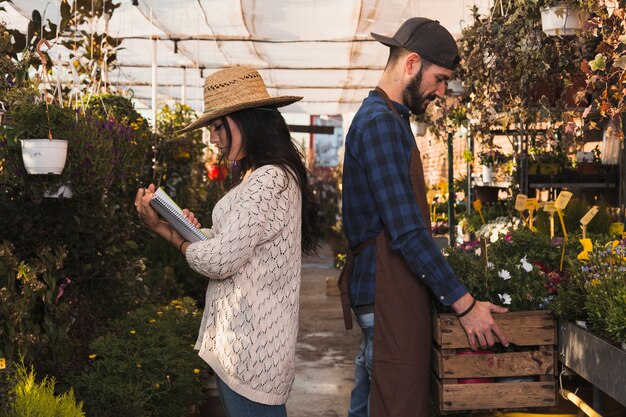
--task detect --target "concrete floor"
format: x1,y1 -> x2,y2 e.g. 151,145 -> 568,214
286,242 -> 360,417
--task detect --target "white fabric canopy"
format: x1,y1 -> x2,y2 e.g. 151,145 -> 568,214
2,0 -> 491,115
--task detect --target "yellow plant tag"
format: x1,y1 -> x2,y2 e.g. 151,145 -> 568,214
0,358 -> 5,370
609,222 -> 624,235
525,198 -> 539,211
543,201 -> 556,214
554,190 -> 573,210
427,190 -> 437,205
473,199 -> 482,211
515,194 -> 528,211
580,206 -> 599,226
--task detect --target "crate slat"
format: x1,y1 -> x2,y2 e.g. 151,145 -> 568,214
431,375 -> 557,412
432,348 -> 555,379
433,311 -> 556,349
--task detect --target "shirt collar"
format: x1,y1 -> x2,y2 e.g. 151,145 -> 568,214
370,89 -> 411,119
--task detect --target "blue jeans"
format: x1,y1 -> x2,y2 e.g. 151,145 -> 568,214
215,376 -> 288,417
347,312 -> 374,417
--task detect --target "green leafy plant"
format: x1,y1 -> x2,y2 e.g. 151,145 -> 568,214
70,297 -> 210,417
0,241 -> 72,365
2,358 -> 84,417
580,241 -> 626,344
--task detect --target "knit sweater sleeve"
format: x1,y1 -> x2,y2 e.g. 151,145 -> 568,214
185,165 -> 292,279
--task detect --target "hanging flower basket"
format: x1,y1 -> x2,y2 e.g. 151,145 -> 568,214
20,139 -> 68,175
540,3 -> 587,37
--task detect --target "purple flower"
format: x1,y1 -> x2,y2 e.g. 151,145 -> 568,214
550,237 -> 564,246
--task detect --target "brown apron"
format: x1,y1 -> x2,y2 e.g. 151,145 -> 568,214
338,88 -> 433,416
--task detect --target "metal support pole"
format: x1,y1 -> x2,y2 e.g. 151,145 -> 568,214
467,134 -> 474,215
448,131 -> 456,246
181,67 -> 187,105
151,35 -> 157,132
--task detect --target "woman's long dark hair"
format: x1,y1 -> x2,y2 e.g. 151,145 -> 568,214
217,106 -> 319,254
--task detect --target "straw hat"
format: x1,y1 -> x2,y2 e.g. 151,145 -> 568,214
178,66 -> 302,133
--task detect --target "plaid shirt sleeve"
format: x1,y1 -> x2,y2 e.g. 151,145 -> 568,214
359,113 -> 468,306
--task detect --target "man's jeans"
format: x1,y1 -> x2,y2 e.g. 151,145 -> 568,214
347,312 -> 374,417
215,375 -> 288,417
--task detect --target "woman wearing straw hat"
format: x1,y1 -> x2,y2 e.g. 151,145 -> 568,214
135,66 -> 319,416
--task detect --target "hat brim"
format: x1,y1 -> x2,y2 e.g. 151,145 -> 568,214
371,32 -> 404,48
177,95 -> 303,134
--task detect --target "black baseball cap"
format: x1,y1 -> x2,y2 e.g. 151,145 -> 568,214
371,17 -> 460,70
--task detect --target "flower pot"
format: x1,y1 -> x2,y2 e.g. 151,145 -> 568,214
539,162 -> 560,175
447,80 -> 466,97
20,139 -> 68,175
540,4 -> 587,37
482,165 -> 494,183
414,121 -> 427,137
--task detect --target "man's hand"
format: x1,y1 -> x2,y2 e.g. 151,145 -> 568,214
452,294 -> 509,350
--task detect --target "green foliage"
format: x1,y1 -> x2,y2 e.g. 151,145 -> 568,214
560,241 -> 626,344
70,298 -> 209,417
0,241 -> 71,365
2,358 -> 84,417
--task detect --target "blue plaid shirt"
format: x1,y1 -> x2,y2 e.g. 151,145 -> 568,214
342,90 -> 468,307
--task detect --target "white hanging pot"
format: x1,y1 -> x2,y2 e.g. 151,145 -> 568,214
447,80 -> 466,97
414,121 -> 427,136
20,139 -> 68,175
482,165 -> 494,183
540,3 -> 587,37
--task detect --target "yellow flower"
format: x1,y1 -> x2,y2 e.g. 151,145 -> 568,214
155,383 -> 160,389
130,330 -> 136,335
591,278 -> 601,287
149,319 -> 156,323
193,368 -> 200,374
89,354 -> 97,360
157,311 -> 163,316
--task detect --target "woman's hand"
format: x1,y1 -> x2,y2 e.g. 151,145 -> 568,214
135,184 -> 160,230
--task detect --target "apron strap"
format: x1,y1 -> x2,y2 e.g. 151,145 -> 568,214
338,235 -> 378,330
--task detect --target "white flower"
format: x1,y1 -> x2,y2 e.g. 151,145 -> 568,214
475,247 -> 481,256
487,262 -> 494,269
498,293 -> 512,305
498,269 -> 512,280
519,256 -> 533,272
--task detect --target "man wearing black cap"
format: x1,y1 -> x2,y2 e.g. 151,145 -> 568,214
339,17 -> 510,416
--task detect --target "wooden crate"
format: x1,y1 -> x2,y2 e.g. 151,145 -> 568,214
431,310 -> 557,412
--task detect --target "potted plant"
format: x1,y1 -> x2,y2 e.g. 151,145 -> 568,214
8,100 -> 74,175
540,2 -> 588,37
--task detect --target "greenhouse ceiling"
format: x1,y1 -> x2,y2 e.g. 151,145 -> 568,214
1,0 -> 490,115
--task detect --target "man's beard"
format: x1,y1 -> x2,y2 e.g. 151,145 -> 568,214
402,69 -> 436,115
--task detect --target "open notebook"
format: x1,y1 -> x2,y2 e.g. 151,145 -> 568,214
149,187 -> 209,242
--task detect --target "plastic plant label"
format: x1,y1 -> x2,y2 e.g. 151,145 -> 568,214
0,358 -> 5,370
525,198 -> 539,211
543,202 -> 556,214
554,191 -> 573,210
515,194 -> 528,211
473,200 -> 483,211
580,206 -> 599,226
609,222 -> 624,235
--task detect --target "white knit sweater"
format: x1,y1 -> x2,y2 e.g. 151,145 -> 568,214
186,164 -> 302,405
